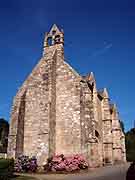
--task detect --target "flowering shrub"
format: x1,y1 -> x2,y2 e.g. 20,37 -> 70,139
44,154 -> 88,172
14,155 -> 38,173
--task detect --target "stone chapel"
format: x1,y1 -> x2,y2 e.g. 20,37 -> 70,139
8,24 -> 126,167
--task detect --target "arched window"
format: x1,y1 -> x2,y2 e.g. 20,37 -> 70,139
47,37 -> 52,46
95,130 -> 100,139
52,30 -> 56,35
54,35 -> 61,44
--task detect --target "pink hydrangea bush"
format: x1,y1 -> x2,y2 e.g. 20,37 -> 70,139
44,154 -> 88,172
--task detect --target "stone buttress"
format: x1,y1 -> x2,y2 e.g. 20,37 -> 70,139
102,88 -> 113,164
111,104 -> 126,163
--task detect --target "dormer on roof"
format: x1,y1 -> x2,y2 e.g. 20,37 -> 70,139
85,72 -> 97,93
103,88 -> 109,99
86,72 -> 95,83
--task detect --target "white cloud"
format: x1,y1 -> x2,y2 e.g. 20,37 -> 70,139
91,43 -> 113,57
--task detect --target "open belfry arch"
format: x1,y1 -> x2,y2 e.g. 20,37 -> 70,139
8,24 -> 126,166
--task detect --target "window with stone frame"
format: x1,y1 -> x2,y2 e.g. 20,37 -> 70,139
54,35 -> 61,44
47,37 -> 52,46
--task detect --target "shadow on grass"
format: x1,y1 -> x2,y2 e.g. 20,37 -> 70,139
11,174 -> 37,180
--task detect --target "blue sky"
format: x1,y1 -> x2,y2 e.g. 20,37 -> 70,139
0,0 -> 134,131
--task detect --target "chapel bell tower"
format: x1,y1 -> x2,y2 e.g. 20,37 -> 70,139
43,24 -> 64,56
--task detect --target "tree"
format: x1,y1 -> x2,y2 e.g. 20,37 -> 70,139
120,120 -> 125,133
125,128 -> 135,161
0,118 -> 9,153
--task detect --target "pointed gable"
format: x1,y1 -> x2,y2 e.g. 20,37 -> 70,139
49,24 -> 61,36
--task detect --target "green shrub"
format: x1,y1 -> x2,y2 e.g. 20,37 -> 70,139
0,158 -> 14,180
125,128 -> 135,162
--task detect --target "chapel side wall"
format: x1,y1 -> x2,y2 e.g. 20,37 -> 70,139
55,50 -> 82,155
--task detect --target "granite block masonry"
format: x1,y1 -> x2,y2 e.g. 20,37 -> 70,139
8,24 -> 126,167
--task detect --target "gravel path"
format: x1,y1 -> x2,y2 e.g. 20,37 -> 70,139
17,163 -> 130,180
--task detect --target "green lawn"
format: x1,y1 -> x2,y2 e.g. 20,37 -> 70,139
12,175 -> 37,180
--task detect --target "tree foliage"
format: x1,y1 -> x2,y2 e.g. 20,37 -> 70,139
0,118 -> 9,153
125,128 -> 135,162
120,120 -> 125,133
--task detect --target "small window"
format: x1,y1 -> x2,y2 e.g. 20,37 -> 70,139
54,35 -> 61,44
95,130 -> 100,138
52,30 -> 56,35
47,37 -> 52,46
